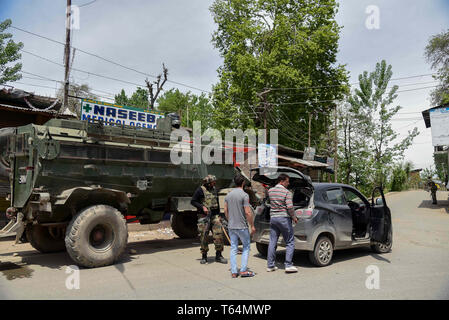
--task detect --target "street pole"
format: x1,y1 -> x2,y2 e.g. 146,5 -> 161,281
63,0 -> 72,113
308,112 -> 312,148
334,104 -> 338,183
257,89 -> 272,143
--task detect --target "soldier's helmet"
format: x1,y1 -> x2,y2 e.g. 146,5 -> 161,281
203,174 -> 217,185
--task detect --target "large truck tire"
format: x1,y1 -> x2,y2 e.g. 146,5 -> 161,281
65,205 -> 128,268
26,224 -> 66,253
170,212 -> 198,239
256,242 -> 268,257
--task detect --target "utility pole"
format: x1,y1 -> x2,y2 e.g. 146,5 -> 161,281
334,104 -> 338,182
256,89 -> 272,143
63,0 -> 72,113
308,112 -> 312,148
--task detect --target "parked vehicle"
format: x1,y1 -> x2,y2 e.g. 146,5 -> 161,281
252,167 -> 393,267
0,116 -> 238,268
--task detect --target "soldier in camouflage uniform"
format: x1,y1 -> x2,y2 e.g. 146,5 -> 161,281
191,175 -> 227,264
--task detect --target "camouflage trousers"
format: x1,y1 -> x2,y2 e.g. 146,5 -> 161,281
197,214 -> 224,254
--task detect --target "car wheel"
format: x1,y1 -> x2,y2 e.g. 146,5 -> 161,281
371,225 -> 393,254
309,236 -> 333,267
256,242 -> 268,257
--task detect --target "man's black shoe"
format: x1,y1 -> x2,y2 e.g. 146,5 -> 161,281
200,254 -> 208,264
215,252 -> 227,264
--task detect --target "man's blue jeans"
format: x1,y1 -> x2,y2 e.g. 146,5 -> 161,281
267,216 -> 295,268
229,228 -> 251,274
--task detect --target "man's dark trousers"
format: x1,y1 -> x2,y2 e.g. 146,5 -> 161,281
267,216 -> 295,268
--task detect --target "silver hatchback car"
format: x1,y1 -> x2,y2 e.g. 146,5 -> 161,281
251,167 -> 393,267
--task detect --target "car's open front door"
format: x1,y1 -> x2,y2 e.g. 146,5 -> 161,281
370,186 -> 392,243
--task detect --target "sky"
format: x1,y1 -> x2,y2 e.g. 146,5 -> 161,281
1,0 -> 448,170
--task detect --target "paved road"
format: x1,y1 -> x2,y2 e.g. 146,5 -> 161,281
1,190 -> 449,299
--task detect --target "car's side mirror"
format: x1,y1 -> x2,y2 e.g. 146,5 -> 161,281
375,198 -> 384,206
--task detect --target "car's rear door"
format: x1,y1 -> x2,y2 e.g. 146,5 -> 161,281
370,187 -> 392,243
321,187 -> 353,245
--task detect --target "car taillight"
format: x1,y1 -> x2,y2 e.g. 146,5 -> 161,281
295,209 -> 314,218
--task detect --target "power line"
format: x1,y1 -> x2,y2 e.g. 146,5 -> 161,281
8,81 -> 115,102
21,70 -> 116,98
11,24 -> 442,99
21,49 -> 146,87
7,81 -> 59,91
11,25 -> 210,93
264,73 -> 437,91
78,0 -> 98,7
12,26 -> 441,118
396,119 -> 421,130
17,48 -> 440,112
270,80 -> 440,98
396,85 -> 439,93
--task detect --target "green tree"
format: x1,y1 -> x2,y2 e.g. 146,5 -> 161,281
390,163 -> 408,192
340,60 -> 419,193
156,89 -> 215,128
389,161 -> 413,192
0,19 -> 23,84
434,150 -> 448,183
114,87 -> 149,109
421,167 -> 436,180
338,102 -> 372,190
210,0 -> 348,148
425,29 -> 449,105
114,89 -> 128,106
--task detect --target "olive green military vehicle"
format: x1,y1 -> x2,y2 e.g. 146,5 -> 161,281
0,116 -> 238,268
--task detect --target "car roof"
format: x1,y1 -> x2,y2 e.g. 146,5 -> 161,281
312,182 -> 357,191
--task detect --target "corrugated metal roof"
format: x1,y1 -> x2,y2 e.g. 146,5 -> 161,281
0,103 -> 59,115
277,154 -> 329,168
0,87 -> 62,111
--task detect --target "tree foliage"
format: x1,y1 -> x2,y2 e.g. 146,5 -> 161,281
114,88 -> 149,109
390,161 -> 413,192
425,29 -> 449,105
156,89 -> 215,128
338,60 -> 419,194
145,64 -> 168,110
0,19 -> 23,84
210,0 -> 348,149
433,150 -> 448,184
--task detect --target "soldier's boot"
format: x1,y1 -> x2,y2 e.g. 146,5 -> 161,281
215,251 -> 227,264
200,253 -> 208,264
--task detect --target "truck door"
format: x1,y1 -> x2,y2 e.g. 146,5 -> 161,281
370,187 -> 392,243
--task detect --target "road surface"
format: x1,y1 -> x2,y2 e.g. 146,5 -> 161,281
1,190 -> 448,299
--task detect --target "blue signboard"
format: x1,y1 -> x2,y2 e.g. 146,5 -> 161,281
80,99 -> 165,129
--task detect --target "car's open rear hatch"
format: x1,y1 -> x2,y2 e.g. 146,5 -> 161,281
250,166 -> 313,190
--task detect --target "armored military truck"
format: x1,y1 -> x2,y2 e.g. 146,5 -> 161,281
0,116 -> 238,267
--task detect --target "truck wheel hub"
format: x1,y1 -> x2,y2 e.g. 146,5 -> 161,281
89,224 -> 113,250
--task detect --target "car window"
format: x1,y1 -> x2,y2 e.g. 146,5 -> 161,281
343,188 -> 365,205
324,188 -> 345,205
